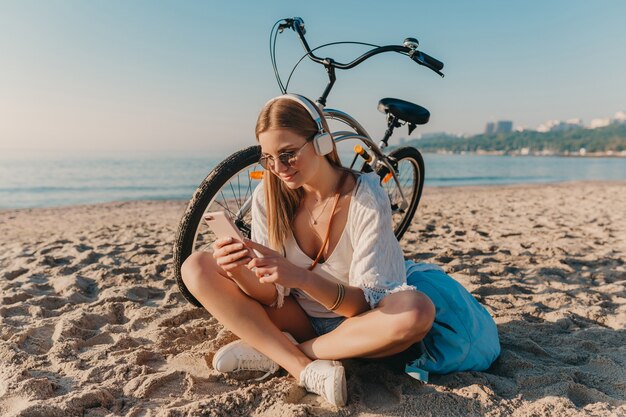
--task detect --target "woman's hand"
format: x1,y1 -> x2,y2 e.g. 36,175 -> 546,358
244,239 -> 308,288
211,237 -> 254,274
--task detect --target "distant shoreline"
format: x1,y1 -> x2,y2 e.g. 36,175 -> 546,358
2,179 -> 625,212
401,123 -> 626,158
422,150 -> 626,158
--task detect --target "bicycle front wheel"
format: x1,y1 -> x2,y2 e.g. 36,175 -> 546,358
377,147 -> 425,241
173,145 -> 262,307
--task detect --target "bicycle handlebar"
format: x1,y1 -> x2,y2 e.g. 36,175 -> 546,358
282,17 -> 444,77
411,50 -> 444,72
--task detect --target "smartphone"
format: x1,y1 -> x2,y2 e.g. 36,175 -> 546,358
203,211 -> 257,258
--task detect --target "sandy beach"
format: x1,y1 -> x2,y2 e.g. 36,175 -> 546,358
1,181 -> 625,416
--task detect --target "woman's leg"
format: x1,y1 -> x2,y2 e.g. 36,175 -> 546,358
262,296 -> 318,343
181,251 -> 314,378
297,290 -> 435,360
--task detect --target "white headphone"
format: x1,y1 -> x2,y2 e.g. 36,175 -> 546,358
264,93 -> 334,156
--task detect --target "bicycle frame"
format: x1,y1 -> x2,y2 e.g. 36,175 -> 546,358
323,107 -> 410,210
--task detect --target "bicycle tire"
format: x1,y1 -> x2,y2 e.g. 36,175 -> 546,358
376,146 -> 425,240
173,145 -> 262,307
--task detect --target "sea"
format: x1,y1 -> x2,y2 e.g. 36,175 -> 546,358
1,149 -> 625,209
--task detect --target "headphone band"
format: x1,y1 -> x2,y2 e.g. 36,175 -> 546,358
263,94 -> 327,135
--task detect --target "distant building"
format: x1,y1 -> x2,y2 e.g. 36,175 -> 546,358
566,118 -> 583,128
589,118 -> 611,129
537,119 -> 583,132
537,120 -> 558,132
495,120 -> 513,133
587,112 -> 626,128
484,120 -> 513,134
418,132 -> 450,139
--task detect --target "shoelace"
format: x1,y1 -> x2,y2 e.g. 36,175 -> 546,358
302,367 -> 327,395
236,353 -> 279,382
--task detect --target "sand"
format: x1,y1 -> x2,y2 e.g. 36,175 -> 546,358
1,181 -> 625,417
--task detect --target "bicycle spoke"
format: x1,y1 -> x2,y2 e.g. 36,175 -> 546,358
246,169 -> 255,202
237,173 -> 242,207
228,181 -> 238,209
217,191 -> 237,218
214,199 -> 231,213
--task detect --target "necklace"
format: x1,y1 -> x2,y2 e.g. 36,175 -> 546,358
304,196 -> 333,225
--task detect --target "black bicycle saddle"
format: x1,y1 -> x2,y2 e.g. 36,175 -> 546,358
377,98 -> 430,125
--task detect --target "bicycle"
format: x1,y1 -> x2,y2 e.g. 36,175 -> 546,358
174,17 -> 445,307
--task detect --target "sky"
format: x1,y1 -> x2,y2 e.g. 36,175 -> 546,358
1,0 -> 625,153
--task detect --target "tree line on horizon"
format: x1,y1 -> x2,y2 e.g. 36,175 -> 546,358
400,123 -> 626,154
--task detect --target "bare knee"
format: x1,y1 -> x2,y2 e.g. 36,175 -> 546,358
181,251 -> 223,296
386,291 -> 435,344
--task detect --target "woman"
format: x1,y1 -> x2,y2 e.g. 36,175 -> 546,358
181,94 -> 499,407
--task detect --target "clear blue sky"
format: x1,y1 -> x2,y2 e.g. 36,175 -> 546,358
1,0 -> 625,153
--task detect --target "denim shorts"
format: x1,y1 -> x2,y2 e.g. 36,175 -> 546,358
308,315 -> 347,336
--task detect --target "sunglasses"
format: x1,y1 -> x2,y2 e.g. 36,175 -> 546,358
259,140 -> 311,170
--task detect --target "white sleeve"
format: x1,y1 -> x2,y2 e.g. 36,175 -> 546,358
250,183 -> 290,308
348,173 -> 414,309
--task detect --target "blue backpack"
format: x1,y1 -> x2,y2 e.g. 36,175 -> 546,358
400,260 -> 501,382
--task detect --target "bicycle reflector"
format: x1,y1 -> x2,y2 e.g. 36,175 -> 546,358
354,145 -> 372,162
383,173 -> 393,183
249,171 -> 264,180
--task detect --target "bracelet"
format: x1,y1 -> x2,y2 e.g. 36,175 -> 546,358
329,283 -> 345,311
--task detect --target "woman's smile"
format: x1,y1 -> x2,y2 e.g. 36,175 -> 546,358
280,172 -> 298,181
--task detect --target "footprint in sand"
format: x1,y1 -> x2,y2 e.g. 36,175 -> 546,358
55,307 -> 127,342
0,304 -> 30,318
1,291 -> 33,305
3,268 -> 28,280
435,255 -> 454,264
38,296 -> 70,312
51,275 -> 99,299
123,370 -> 186,399
16,324 -> 55,354
157,308 -> 209,328
566,382 -> 620,408
125,287 -> 165,306
39,255 -> 74,267
73,243 -> 93,252
0,395 -> 31,417
38,245 -> 64,255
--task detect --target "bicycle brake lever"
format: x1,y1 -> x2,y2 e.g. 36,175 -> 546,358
292,17 -> 306,35
278,20 -> 292,33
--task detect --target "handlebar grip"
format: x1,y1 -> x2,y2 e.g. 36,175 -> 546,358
419,51 -> 444,71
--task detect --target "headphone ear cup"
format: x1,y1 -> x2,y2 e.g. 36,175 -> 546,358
313,133 -> 334,156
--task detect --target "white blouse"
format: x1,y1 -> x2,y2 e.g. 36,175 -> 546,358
250,171 -> 417,317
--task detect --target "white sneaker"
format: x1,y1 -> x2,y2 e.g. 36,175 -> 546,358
299,360 -> 347,407
212,332 -> 297,381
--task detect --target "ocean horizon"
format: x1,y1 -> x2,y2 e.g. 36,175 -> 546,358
1,149 -> 625,209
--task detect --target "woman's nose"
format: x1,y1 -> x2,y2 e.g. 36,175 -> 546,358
273,158 -> 290,173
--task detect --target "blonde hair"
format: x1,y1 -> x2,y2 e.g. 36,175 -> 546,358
255,96 -> 346,251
